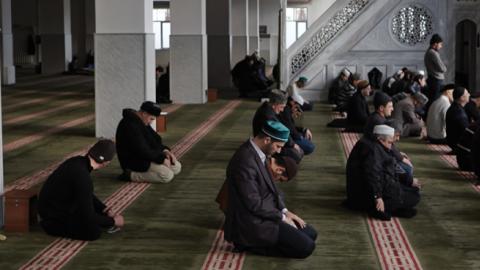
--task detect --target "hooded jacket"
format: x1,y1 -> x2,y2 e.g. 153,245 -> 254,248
115,109 -> 169,172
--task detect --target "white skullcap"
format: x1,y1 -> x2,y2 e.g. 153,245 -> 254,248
418,70 -> 425,76
341,69 -> 351,77
373,125 -> 395,137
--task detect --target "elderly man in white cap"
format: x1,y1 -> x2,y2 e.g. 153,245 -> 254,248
345,124 -> 421,221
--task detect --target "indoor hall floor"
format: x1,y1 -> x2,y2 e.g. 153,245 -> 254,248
0,78 -> 479,269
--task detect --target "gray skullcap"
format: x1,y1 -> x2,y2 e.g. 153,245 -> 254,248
341,69 -> 351,77
351,73 -> 361,81
269,89 -> 287,104
88,139 -> 116,164
140,101 -> 162,117
413,92 -> 429,106
373,125 -> 395,137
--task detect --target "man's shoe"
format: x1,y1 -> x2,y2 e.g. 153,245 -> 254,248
117,170 -> 131,181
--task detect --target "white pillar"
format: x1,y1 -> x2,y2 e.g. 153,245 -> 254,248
1,0 -> 15,84
0,61 -> 4,228
279,0 -> 287,89
95,0 -> 155,138
38,0 -> 72,74
207,0 -> 232,90
231,0 -> 249,66
248,0 -> 259,55
259,0 -> 280,65
70,0 -> 85,67
170,0 -> 208,103
85,0 -> 94,56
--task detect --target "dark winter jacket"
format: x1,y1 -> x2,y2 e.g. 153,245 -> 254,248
116,109 -> 169,172
346,138 -> 403,211
347,91 -> 370,128
38,156 -> 114,238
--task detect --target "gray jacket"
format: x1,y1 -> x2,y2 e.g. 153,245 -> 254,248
424,48 -> 446,80
224,140 -> 286,247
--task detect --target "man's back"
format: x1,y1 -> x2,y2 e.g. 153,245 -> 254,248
38,156 -> 92,224
427,95 -> 450,139
224,141 -> 282,247
116,108 -> 167,172
446,102 -> 469,148
424,48 -> 446,80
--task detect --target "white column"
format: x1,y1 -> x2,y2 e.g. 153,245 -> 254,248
1,0 -> 15,84
70,0 -> 85,67
0,65 -> 4,227
231,0 -> 249,66
248,0 -> 259,55
279,0 -> 287,89
38,0 -> 72,74
85,0 -> 94,55
170,0 -> 208,103
259,0 -> 281,65
207,0 -> 232,90
95,0 -> 155,138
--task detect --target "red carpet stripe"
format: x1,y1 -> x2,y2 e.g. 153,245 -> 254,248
4,100 -> 91,125
427,144 -> 479,193
18,100 -> 240,270
5,105 -> 179,193
333,113 -> 423,270
4,114 -> 95,153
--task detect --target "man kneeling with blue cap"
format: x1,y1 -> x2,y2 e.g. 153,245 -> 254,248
224,120 -> 317,258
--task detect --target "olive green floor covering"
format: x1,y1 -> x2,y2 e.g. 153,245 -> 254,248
1,75 -> 479,270
0,74 -> 231,269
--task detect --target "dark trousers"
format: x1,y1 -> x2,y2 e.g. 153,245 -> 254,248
40,211 -> 110,241
300,102 -> 313,112
428,137 -> 448,145
387,185 -> 421,213
248,223 -> 317,259
425,77 -> 443,115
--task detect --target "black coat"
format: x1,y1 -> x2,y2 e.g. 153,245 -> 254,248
464,100 -> 480,124
368,67 -> 383,89
116,109 -> 169,172
347,91 -> 370,128
446,102 -> 469,150
224,140 -> 286,247
363,112 -> 404,162
278,105 -> 303,140
346,138 -> 403,211
38,156 -> 114,239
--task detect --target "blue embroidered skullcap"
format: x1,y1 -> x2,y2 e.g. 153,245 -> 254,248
261,120 -> 290,142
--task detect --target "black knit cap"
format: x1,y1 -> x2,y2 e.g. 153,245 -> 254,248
453,86 -> 466,100
374,91 -> 392,109
140,101 -> 162,117
88,139 -> 116,164
430,33 -> 443,45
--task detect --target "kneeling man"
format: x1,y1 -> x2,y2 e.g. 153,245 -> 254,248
38,139 -> 124,240
224,120 -> 316,258
116,101 -> 181,183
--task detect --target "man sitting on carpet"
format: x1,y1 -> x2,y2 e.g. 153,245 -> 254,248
346,125 -> 421,220
38,139 -> 124,241
224,120 -> 317,258
116,101 -> 181,183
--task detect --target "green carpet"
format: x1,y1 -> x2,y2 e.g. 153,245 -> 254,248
1,81 -> 480,270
